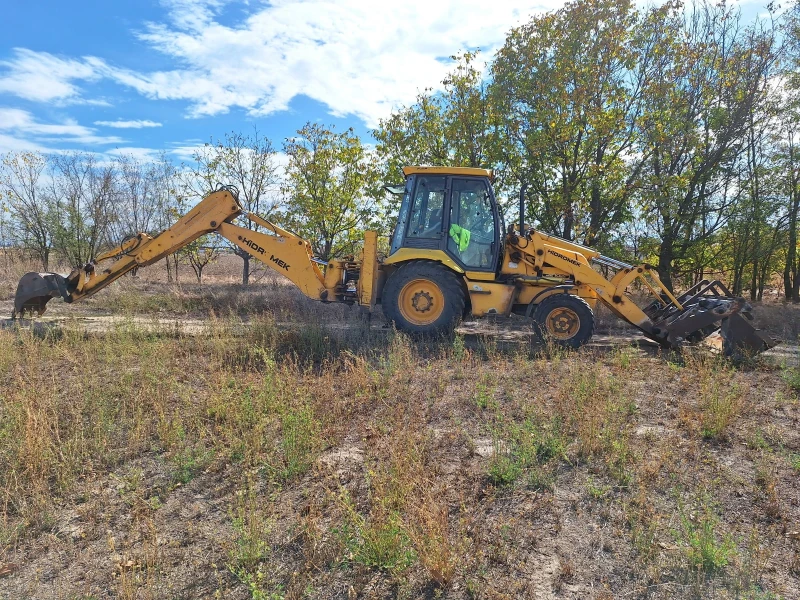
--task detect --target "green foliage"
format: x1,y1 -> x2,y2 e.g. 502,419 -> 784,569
336,492 -> 416,575
675,498 -> 737,573
282,122 -> 381,261
181,234 -> 220,283
491,0 -> 639,246
374,51 -> 502,203
274,403 -> 322,482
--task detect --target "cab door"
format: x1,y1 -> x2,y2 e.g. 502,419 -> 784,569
445,177 -> 499,272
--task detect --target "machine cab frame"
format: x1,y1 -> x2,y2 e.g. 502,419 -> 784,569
389,166 -> 502,273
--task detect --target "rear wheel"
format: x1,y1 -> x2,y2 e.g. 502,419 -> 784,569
532,293 -> 595,348
382,261 -> 465,336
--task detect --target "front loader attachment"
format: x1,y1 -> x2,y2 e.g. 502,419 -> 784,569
13,272 -> 72,318
644,280 -> 777,357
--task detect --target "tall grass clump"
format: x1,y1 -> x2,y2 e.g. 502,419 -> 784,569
552,359 -> 636,484
685,354 -> 746,442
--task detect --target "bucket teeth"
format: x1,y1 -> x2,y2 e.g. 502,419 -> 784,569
644,280 -> 776,357
12,272 -> 70,318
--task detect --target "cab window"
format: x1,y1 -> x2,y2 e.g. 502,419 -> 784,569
406,176 -> 446,239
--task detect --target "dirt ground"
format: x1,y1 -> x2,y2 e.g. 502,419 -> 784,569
1,255 -> 799,599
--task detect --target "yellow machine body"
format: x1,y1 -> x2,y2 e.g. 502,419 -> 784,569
13,169 -> 776,356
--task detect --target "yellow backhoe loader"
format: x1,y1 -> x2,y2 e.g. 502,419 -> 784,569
12,166 -> 776,356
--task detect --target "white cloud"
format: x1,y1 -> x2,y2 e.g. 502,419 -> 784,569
99,0 -> 562,126
94,119 -> 163,129
0,108 -> 124,148
167,141 -> 209,162
0,133 -> 50,154
0,49 -> 107,104
0,0 -> 776,133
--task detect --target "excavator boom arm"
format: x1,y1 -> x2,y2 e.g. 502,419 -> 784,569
12,188 -> 330,317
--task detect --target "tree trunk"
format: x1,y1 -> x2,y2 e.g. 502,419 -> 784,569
322,239 -> 333,263
657,237 -> 675,293
242,254 -> 250,286
794,267 -> 800,304
785,137 -> 799,302
758,258 -> 769,301
172,255 -> 179,283
586,182 -> 602,247
785,187 -> 799,301
562,205 -> 574,241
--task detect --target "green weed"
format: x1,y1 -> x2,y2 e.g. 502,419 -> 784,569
273,403 -> 322,482
487,416 -> 566,488
336,492 -> 416,575
227,478 -> 273,582
587,476 -> 612,501
170,444 -> 214,484
675,498 -> 736,573
781,365 -> 800,393
487,451 -> 522,487
791,454 -> 800,474
700,381 -> 743,441
452,334 -> 466,361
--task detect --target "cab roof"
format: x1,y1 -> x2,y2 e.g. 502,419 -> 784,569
402,166 -> 494,180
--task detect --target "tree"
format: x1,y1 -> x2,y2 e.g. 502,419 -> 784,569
185,128 -> 280,285
635,1 -> 779,290
491,0 -> 644,247
110,154 -> 169,242
0,152 -> 54,269
282,123 -> 381,261
723,88 -> 787,299
780,99 -> 800,301
781,2 -> 800,301
183,235 -> 220,283
374,52 -> 504,211
48,152 -> 116,267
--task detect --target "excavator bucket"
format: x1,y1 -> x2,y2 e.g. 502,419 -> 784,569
644,280 -> 777,358
720,312 -> 777,358
12,272 -> 70,318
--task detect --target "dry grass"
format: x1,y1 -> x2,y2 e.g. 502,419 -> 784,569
0,262 -> 799,599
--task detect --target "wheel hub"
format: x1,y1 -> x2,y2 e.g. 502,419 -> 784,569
411,290 -> 433,313
398,278 -> 445,326
547,307 -> 580,339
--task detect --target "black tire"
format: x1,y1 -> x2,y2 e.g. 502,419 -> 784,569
532,293 -> 595,349
382,261 -> 465,337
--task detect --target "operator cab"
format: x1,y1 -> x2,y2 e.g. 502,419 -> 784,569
387,166 -> 502,273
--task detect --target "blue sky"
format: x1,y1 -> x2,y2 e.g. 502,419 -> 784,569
0,0 -> 771,164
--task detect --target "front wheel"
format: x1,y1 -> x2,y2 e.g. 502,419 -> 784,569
532,293 -> 595,348
382,261 -> 465,337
